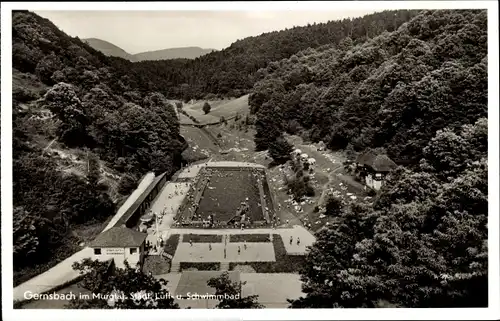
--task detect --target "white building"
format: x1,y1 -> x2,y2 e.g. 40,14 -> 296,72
89,226 -> 147,269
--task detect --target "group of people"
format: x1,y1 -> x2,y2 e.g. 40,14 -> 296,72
302,217 -> 313,230
145,238 -> 164,254
289,235 -> 301,246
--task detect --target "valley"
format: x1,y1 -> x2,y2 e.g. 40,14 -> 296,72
8,7 -> 491,311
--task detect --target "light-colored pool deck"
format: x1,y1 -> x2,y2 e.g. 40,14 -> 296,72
166,225 -> 315,256
172,242 -> 276,263
150,182 -> 191,215
154,272 -> 304,309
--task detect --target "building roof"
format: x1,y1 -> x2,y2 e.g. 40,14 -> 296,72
205,161 -> 265,169
175,271 -> 240,297
356,151 -> 397,172
89,226 -> 147,248
116,172 -> 167,227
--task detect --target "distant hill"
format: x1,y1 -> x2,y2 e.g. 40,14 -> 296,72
83,38 -> 215,61
83,38 -> 134,60
133,47 -> 216,61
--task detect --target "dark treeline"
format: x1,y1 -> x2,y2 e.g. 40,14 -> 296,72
244,9 -> 487,308
109,10 -> 420,100
250,9 -> 487,167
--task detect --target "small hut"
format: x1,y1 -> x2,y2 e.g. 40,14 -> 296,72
355,150 -> 397,191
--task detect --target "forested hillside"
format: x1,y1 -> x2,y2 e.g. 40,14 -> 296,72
10,8 -> 489,308
265,9 -> 488,308
250,9 -> 487,166
12,10 -> 186,285
106,10 -> 420,100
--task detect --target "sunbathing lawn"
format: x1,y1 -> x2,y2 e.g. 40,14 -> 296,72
229,234 -> 306,273
182,234 -> 223,243
180,262 -> 220,272
229,234 -> 271,243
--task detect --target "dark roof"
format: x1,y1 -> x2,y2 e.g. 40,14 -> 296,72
356,151 -> 397,172
372,155 -> 397,172
175,271 -> 240,297
356,150 -> 377,165
116,172 -> 167,227
89,226 -> 147,248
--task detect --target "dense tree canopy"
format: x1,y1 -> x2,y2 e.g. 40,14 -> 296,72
67,259 -> 179,309
100,10 -> 419,100
12,10 -> 186,284
291,119 -> 488,308
250,10 -> 487,167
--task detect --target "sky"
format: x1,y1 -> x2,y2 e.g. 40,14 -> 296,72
35,10 -> 377,54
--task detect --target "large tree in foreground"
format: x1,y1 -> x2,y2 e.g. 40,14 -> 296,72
207,272 -> 264,309
67,259 -> 179,309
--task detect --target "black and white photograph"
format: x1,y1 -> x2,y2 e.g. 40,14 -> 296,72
1,1 -> 499,320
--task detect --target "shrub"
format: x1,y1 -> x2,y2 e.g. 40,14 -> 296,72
13,86 -> 39,102
202,102 -> 211,114
118,174 -> 137,195
325,196 -> 342,216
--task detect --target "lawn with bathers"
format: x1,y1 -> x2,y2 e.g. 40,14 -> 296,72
195,168 -> 264,222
